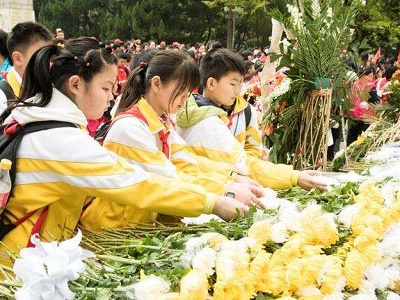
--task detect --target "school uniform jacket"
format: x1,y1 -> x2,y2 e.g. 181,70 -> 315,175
176,94 -> 299,189
81,98 -> 233,231
0,89 -> 215,266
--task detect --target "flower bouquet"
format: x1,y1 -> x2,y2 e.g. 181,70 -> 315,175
261,0 -> 359,169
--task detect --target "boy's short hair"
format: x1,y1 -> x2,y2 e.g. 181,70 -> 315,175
199,48 -> 246,86
7,22 -> 53,56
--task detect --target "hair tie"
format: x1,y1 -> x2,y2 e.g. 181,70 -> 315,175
136,62 -> 148,76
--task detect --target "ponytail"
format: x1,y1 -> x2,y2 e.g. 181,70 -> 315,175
117,62 -> 148,113
21,44 -> 58,105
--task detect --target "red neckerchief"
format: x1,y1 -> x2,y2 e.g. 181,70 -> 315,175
120,105 -> 171,158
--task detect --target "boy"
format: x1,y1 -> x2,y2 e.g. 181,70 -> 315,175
176,48 -> 326,191
0,22 -> 53,112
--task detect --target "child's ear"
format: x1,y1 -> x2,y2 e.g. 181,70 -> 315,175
151,76 -> 162,92
68,75 -> 82,96
11,51 -> 22,68
206,77 -> 216,91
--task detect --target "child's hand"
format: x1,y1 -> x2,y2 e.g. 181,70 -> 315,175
212,196 -> 249,221
297,170 -> 328,191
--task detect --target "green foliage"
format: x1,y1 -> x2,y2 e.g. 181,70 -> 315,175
263,0 -> 358,165
354,0 -> 400,55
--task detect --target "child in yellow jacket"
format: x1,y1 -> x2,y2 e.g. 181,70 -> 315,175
176,48 -> 327,191
0,38 -> 249,267
80,50 -> 264,231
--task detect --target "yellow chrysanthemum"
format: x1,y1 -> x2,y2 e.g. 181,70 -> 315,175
344,249 -> 369,289
359,244 -> 381,265
265,265 -> 289,295
298,295 -> 323,300
387,201 -> 400,223
297,204 -> 323,227
271,240 -> 302,265
286,256 -> 326,292
286,258 -> 309,291
319,256 -> 344,295
351,209 -> 369,236
379,207 -> 394,228
201,232 -> 228,250
300,215 -> 339,248
301,245 -> 324,257
179,269 -> 209,300
366,215 -> 385,238
212,281 -> 242,300
358,183 -> 383,204
353,228 -> 378,250
248,220 -> 272,245
250,250 -> 271,292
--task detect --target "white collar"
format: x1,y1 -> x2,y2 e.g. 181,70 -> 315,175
9,88 -> 88,126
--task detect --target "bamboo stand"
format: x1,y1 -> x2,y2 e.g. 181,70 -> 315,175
294,88 -> 333,170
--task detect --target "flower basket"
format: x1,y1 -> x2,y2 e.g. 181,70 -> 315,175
293,87 -> 333,170
312,77 -> 333,90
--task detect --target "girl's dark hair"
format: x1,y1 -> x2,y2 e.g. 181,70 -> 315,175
0,30 -> 10,60
0,37 -> 117,123
118,50 -> 200,113
199,48 -> 246,87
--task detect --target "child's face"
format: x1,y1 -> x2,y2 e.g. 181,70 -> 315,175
117,58 -> 127,66
75,64 -> 117,119
159,80 -> 191,114
208,71 -> 243,107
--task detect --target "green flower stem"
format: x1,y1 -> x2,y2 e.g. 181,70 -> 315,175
96,254 -> 142,264
94,244 -> 182,254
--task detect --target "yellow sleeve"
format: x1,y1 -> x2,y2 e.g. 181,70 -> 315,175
245,155 -> 299,189
176,170 -> 227,195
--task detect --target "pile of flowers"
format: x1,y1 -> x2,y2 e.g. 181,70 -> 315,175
2,170 -> 400,299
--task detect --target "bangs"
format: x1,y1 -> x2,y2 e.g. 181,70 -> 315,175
170,59 -> 200,101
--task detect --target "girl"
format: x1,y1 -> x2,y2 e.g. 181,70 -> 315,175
80,50 -> 264,231
0,38 -> 249,266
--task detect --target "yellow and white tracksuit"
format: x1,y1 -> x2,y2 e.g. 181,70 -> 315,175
176,94 -> 299,189
6,67 -> 22,97
0,89 -> 215,267
80,98 -> 236,231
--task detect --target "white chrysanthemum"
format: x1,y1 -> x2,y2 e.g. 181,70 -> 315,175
357,279 -> 378,295
124,275 -> 170,300
384,262 -> 400,289
295,286 -> 322,297
252,208 -> 273,223
270,222 -> 289,243
192,247 -> 216,276
182,233 -> 227,267
380,224 -> 400,257
336,171 -> 364,183
381,182 -> 398,207
181,237 -> 206,268
323,292 -> 345,300
321,212 -> 337,228
338,205 -> 360,228
218,238 -> 254,254
347,294 -> 377,300
278,200 -> 301,232
387,291 -> 400,300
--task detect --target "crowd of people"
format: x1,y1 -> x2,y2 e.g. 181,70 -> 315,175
1,20 -> 395,269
